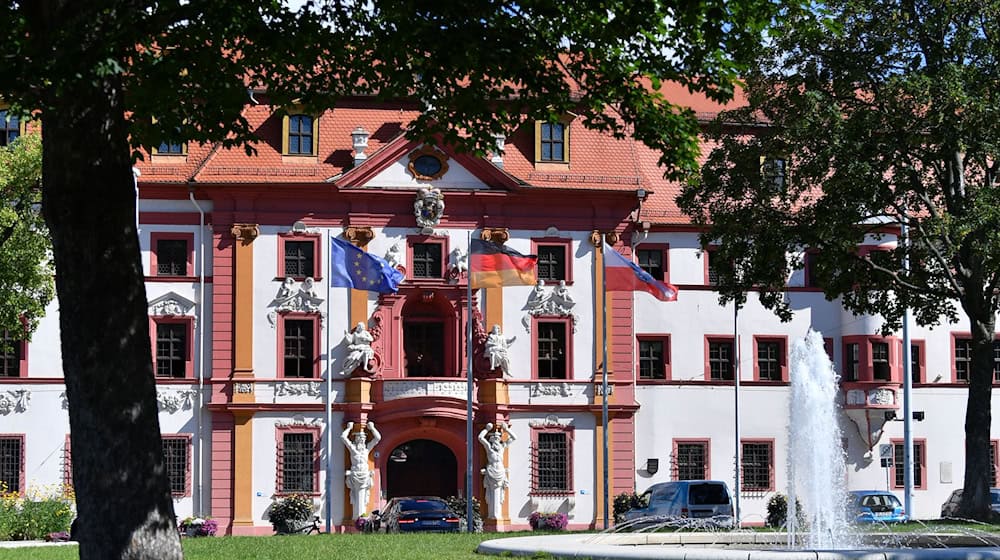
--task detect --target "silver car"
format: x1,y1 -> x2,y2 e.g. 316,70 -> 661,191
622,480 -> 735,528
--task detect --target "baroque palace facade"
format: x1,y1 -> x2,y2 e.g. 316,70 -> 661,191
0,88 -> 998,533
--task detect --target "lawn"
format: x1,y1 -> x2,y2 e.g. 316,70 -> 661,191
0,532 -> 535,560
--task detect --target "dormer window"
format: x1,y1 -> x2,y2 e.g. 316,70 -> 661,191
282,112 -> 318,156
534,119 -> 570,164
156,141 -> 185,155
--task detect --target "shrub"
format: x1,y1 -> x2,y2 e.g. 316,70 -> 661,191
443,495 -> 482,533
529,511 -> 568,531
0,483 -> 74,541
613,491 -> 647,524
766,493 -> 805,528
268,494 -> 314,534
179,515 -> 218,537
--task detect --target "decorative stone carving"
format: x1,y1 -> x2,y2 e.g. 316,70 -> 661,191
479,422 -> 516,520
382,381 -> 468,400
341,322 -> 376,376
868,388 -> 896,406
530,383 -> 572,397
588,229 -> 603,247
157,389 -> 196,413
846,389 -> 866,406
344,226 -> 374,247
414,186 -> 445,231
342,421 -> 381,520
275,381 -> 323,397
384,241 -> 404,271
230,223 -> 260,242
480,228 -> 510,245
276,416 -> 323,428
148,292 -> 196,321
448,245 -> 467,281
0,390 -> 30,415
529,415 -> 571,429
522,279 -> 578,333
267,277 -> 325,326
484,325 -> 514,378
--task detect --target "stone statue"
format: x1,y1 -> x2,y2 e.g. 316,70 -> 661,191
341,421 -> 381,520
551,280 -> 575,312
384,242 -> 403,270
525,279 -> 549,312
484,325 -> 512,377
341,322 -> 375,376
478,422 -> 516,520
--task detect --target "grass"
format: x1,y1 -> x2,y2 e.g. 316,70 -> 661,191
0,531 -> 541,560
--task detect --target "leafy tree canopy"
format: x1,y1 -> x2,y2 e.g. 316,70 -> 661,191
679,0 -> 1000,519
0,133 -> 54,339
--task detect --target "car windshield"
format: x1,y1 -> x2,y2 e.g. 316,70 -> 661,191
399,499 -> 448,511
859,494 -> 899,508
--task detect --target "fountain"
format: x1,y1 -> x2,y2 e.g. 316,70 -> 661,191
786,329 -> 855,548
478,330 -> 1000,559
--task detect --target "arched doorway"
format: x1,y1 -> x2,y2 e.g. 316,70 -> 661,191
386,439 -> 458,498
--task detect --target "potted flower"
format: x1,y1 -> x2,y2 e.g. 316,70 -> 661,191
268,494 -> 315,534
178,516 -> 218,537
528,511 -> 568,531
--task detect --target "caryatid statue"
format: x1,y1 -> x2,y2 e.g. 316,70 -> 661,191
341,421 -> 381,520
478,422 -> 516,519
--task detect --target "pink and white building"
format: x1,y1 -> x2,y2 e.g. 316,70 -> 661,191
0,89 -> 997,533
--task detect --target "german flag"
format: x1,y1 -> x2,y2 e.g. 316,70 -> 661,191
469,238 -> 538,288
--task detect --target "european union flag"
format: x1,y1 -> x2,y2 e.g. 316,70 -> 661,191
330,237 -> 404,293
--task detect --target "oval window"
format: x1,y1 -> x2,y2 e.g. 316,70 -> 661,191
412,154 -> 443,178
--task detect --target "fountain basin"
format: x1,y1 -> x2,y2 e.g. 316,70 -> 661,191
477,532 -> 1000,560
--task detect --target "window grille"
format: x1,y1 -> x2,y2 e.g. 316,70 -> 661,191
281,432 -> 315,493
872,341 -> 890,380
284,241 -> 315,278
533,432 -> 568,492
536,246 -> 565,281
955,339 -> 972,382
674,442 -> 707,480
0,437 -> 22,493
162,437 -> 188,495
741,442 -> 772,491
412,243 -> 442,278
156,239 -> 188,276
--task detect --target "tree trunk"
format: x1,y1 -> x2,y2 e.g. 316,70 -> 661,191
36,37 -> 184,560
957,313 -> 996,520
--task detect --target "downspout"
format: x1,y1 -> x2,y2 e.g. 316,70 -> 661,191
189,186 -> 207,515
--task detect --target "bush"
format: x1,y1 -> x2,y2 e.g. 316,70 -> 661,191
443,495 -> 482,532
267,494 -> 314,534
766,493 -> 805,528
529,511 -> 568,531
179,515 -> 218,537
0,483 -> 75,541
613,491 -> 647,524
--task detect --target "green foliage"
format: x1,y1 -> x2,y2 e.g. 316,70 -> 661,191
0,484 -> 74,541
613,491 -> 647,524
677,0 -> 1000,519
267,494 -> 314,526
443,495 -> 482,532
0,133 -> 54,342
765,493 -> 805,529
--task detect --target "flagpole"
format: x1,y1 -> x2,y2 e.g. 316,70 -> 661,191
601,241 -> 610,530
466,230 -> 475,532
325,229 -> 334,533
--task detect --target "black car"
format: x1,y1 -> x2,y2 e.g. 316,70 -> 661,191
378,496 -> 461,533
